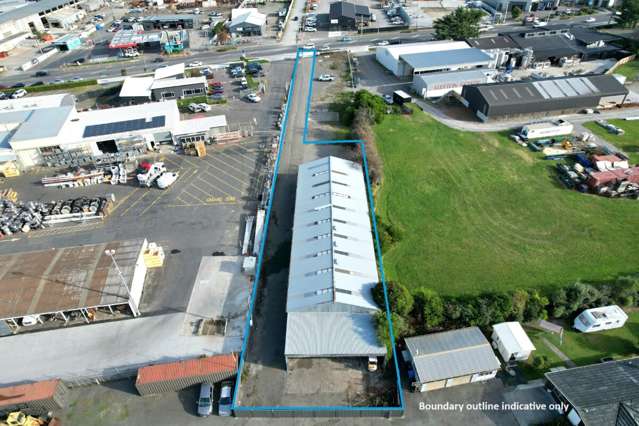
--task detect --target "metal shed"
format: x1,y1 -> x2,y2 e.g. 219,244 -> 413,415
0,379 -> 68,416
135,354 -> 238,396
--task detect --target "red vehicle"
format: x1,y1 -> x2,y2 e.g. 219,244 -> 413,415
210,81 -> 223,88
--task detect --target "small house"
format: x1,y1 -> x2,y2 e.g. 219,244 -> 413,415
573,305 -> 628,333
491,322 -> 535,362
404,327 -> 501,392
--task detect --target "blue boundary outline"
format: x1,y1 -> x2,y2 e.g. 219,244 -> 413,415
232,47 -> 405,413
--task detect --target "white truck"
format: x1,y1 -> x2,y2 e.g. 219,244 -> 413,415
519,119 -> 574,140
137,162 -> 166,187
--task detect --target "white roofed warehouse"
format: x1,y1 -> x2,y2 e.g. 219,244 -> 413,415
284,156 -> 386,367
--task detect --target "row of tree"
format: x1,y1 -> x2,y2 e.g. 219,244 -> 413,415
373,276 -> 639,353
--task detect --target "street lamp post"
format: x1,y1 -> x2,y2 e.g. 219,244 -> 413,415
105,249 -> 141,317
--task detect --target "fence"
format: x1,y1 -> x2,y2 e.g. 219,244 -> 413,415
606,54 -> 636,76
235,408 -> 404,418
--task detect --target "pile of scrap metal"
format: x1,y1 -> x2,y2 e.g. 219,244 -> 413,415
557,153 -> 639,198
0,196 -> 113,235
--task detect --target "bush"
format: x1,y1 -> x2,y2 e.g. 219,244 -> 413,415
532,355 -> 549,370
414,288 -> 444,330
1,79 -> 98,95
511,6 -> 522,19
372,280 -> 414,317
376,217 -> 403,253
375,311 -> 411,358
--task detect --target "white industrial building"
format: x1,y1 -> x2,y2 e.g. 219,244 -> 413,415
573,305 -> 628,333
412,69 -> 495,99
376,40 -> 492,77
0,93 -> 226,169
46,6 -> 85,29
491,322 -> 535,362
284,156 -> 386,367
228,8 -> 266,36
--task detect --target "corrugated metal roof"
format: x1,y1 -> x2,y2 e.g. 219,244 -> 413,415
151,76 -> 206,90
136,354 -> 237,385
378,40 -> 469,61
285,312 -> 386,357
11,106 -> 74,142
0,239 -> 146,320
466,36 -> 518,50
400,48 -> 492,71
154,63 -> 185,80
414,69 -> 492,86
405,327 -> 500,383
546,357 -> 639,426
119,77 -> 153,98
287,156 -> 379,313
0,0 -> 76,25
0,379 -> 60,407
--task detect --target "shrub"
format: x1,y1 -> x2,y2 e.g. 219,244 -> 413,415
375,311 -> 410,358
414,288 -> 444,330
532,355 -> 548,370
372,280 -> 414,317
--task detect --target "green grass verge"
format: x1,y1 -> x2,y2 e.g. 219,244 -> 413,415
245,75 -> 259,90
374,111 -> 639,297
519,329 -> 566,380
177,95 -> 210,111
2,79 -> 97,95
583,119 -> 639,164
613,60 -> 639,81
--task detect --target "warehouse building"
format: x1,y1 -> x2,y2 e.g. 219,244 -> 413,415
46,6 -> 85,29
0,94 -> 226,169
412,69 -> 495,99
228,8 -> 266,36
284,156 -> 386,368
545,357 -> 639,425
461,74 -> 628,121
0,239 -> 149,333
404,327 -> 501,392
329,1 -> 372,30
0,0 -> 83,53
375,41 -> 481,77
108,29 -> 163,50
140,14 -> 195,30
0,380 -> 68,415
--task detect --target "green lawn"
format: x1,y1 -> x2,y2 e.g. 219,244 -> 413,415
374,112 -> 639,296
583,119 -> 639,164
519,329 -> 566,380
544,311 -> 639,366
613,60 -> 639,81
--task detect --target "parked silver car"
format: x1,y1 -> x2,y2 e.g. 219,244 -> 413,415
197,383 -> 213,417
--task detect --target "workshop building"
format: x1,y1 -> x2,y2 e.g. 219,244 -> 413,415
404,327 -> 501,392
284,156 -> 386,367
119,75 -> 207,103
466,35 -> 519,67
45,6 -> 85,29
461,74 -> 628,121
228,8 -> 266,36
412,69 -> 494,98
139,14 -> 195,30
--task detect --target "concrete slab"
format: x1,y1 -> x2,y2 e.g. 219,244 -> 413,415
503,383 -> 561,426
184,256 -> 250,338
0,311 -> 241,386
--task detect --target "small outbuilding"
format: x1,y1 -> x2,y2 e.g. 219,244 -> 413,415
573,305 -> 628,333
329,1 -> 371,30
404,327 -> 501,392
491,322 -> 535,362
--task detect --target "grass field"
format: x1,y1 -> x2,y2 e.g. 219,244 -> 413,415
374,112 -> 639,296
613,60 -> 639,81
583,119 -> 639,164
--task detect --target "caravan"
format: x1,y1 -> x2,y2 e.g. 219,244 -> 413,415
573,305 -> 628,333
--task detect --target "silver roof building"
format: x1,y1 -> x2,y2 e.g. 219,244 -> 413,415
285,156 -> 385,361
405,327 -> 501,384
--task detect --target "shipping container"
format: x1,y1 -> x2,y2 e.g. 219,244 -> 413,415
0,379 -> 68,416
135,354 -> 237,396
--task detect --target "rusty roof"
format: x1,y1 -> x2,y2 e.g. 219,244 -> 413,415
136,354 -> 238,385
0,379 -> 60,407
0,239 -> 146,320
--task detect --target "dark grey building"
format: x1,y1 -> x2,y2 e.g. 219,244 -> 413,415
545,357 -> 639,425
461,74 -> 628,121
503,25 -> 623,64
140,15 -> 195,30
150,76 -> 207,101
329,1 -> 371,29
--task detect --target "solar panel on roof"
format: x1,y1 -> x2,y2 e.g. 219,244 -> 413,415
580,77 -> 600,94
83,116 -> 166,138
540,81 -> 565,98
566,78 -> 592,96
555,79 -> 578,97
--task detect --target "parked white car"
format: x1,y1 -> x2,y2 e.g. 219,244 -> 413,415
188,60 -> 203,67
188,103 -> 202,112
198,103 -> 211,112
246,93 -> 261,103
317,74 -> 335,81
11,89 -> 27,99
304,26 -> 317,32
156,172 -> 179,189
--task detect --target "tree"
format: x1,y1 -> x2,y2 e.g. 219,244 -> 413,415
524,290 -> 549,322
511,6 -> 522,20
433,7 -> 485,41
372,281 -> 414,317
511,289 -> 529,322
213,21 -> 231,44
375,311 -> 411,358
414,289 -> 444,330
617,0 -> 639,28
